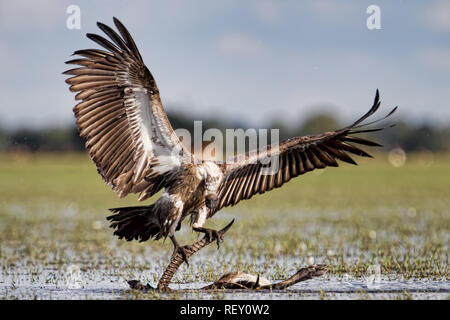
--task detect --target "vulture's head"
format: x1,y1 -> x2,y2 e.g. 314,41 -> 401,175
197,162 -> 224,209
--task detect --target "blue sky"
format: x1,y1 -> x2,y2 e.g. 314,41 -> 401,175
0,0 -> 449,129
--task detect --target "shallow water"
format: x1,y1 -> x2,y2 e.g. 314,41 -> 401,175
1,267 -> 448,300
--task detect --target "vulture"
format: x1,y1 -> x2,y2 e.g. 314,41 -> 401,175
64,18 -> 397,264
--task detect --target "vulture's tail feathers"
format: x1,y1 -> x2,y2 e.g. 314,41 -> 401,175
107,205 -> 161,242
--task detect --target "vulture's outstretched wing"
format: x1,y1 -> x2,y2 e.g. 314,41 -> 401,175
212,90 -> 396,214
64,18 -> 192,201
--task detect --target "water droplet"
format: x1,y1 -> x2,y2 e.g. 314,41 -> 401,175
388,148 -> 406,167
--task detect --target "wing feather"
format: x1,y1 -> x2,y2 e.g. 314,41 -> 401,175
210,90 -> 396,214
64,18 -> 192,201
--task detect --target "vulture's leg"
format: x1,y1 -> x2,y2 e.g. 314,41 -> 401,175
192,207 -> 222,248
156,219 -> 235,290
169,235 -> 191,266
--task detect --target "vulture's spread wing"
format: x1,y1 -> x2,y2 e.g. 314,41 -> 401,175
212,90 -> 396,213
64,18 -> 192,201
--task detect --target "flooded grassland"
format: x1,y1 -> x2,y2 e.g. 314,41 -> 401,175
0,153 -> 448,299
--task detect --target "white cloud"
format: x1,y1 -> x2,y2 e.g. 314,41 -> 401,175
418,47 -> 450,72
304,0 -> 358,22
0,45 -> 9,63
425,0 -> 450,33
0,45 -> 18,75
0,0 -> 64,31
252,0 -> 281,25
215,33 -> 266,57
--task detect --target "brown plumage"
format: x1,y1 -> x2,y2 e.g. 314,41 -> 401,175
64,18 -> 397,265
64,18 -> 192,202
211,90 -> 397,215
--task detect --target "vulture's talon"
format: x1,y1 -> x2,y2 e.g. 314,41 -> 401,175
213,230 -> 223,249
194,227 -> 222,249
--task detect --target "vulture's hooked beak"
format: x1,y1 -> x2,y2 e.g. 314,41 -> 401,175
205,194 -> 219,210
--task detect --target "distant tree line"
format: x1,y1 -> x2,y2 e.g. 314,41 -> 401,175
0,111 -> 448,153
